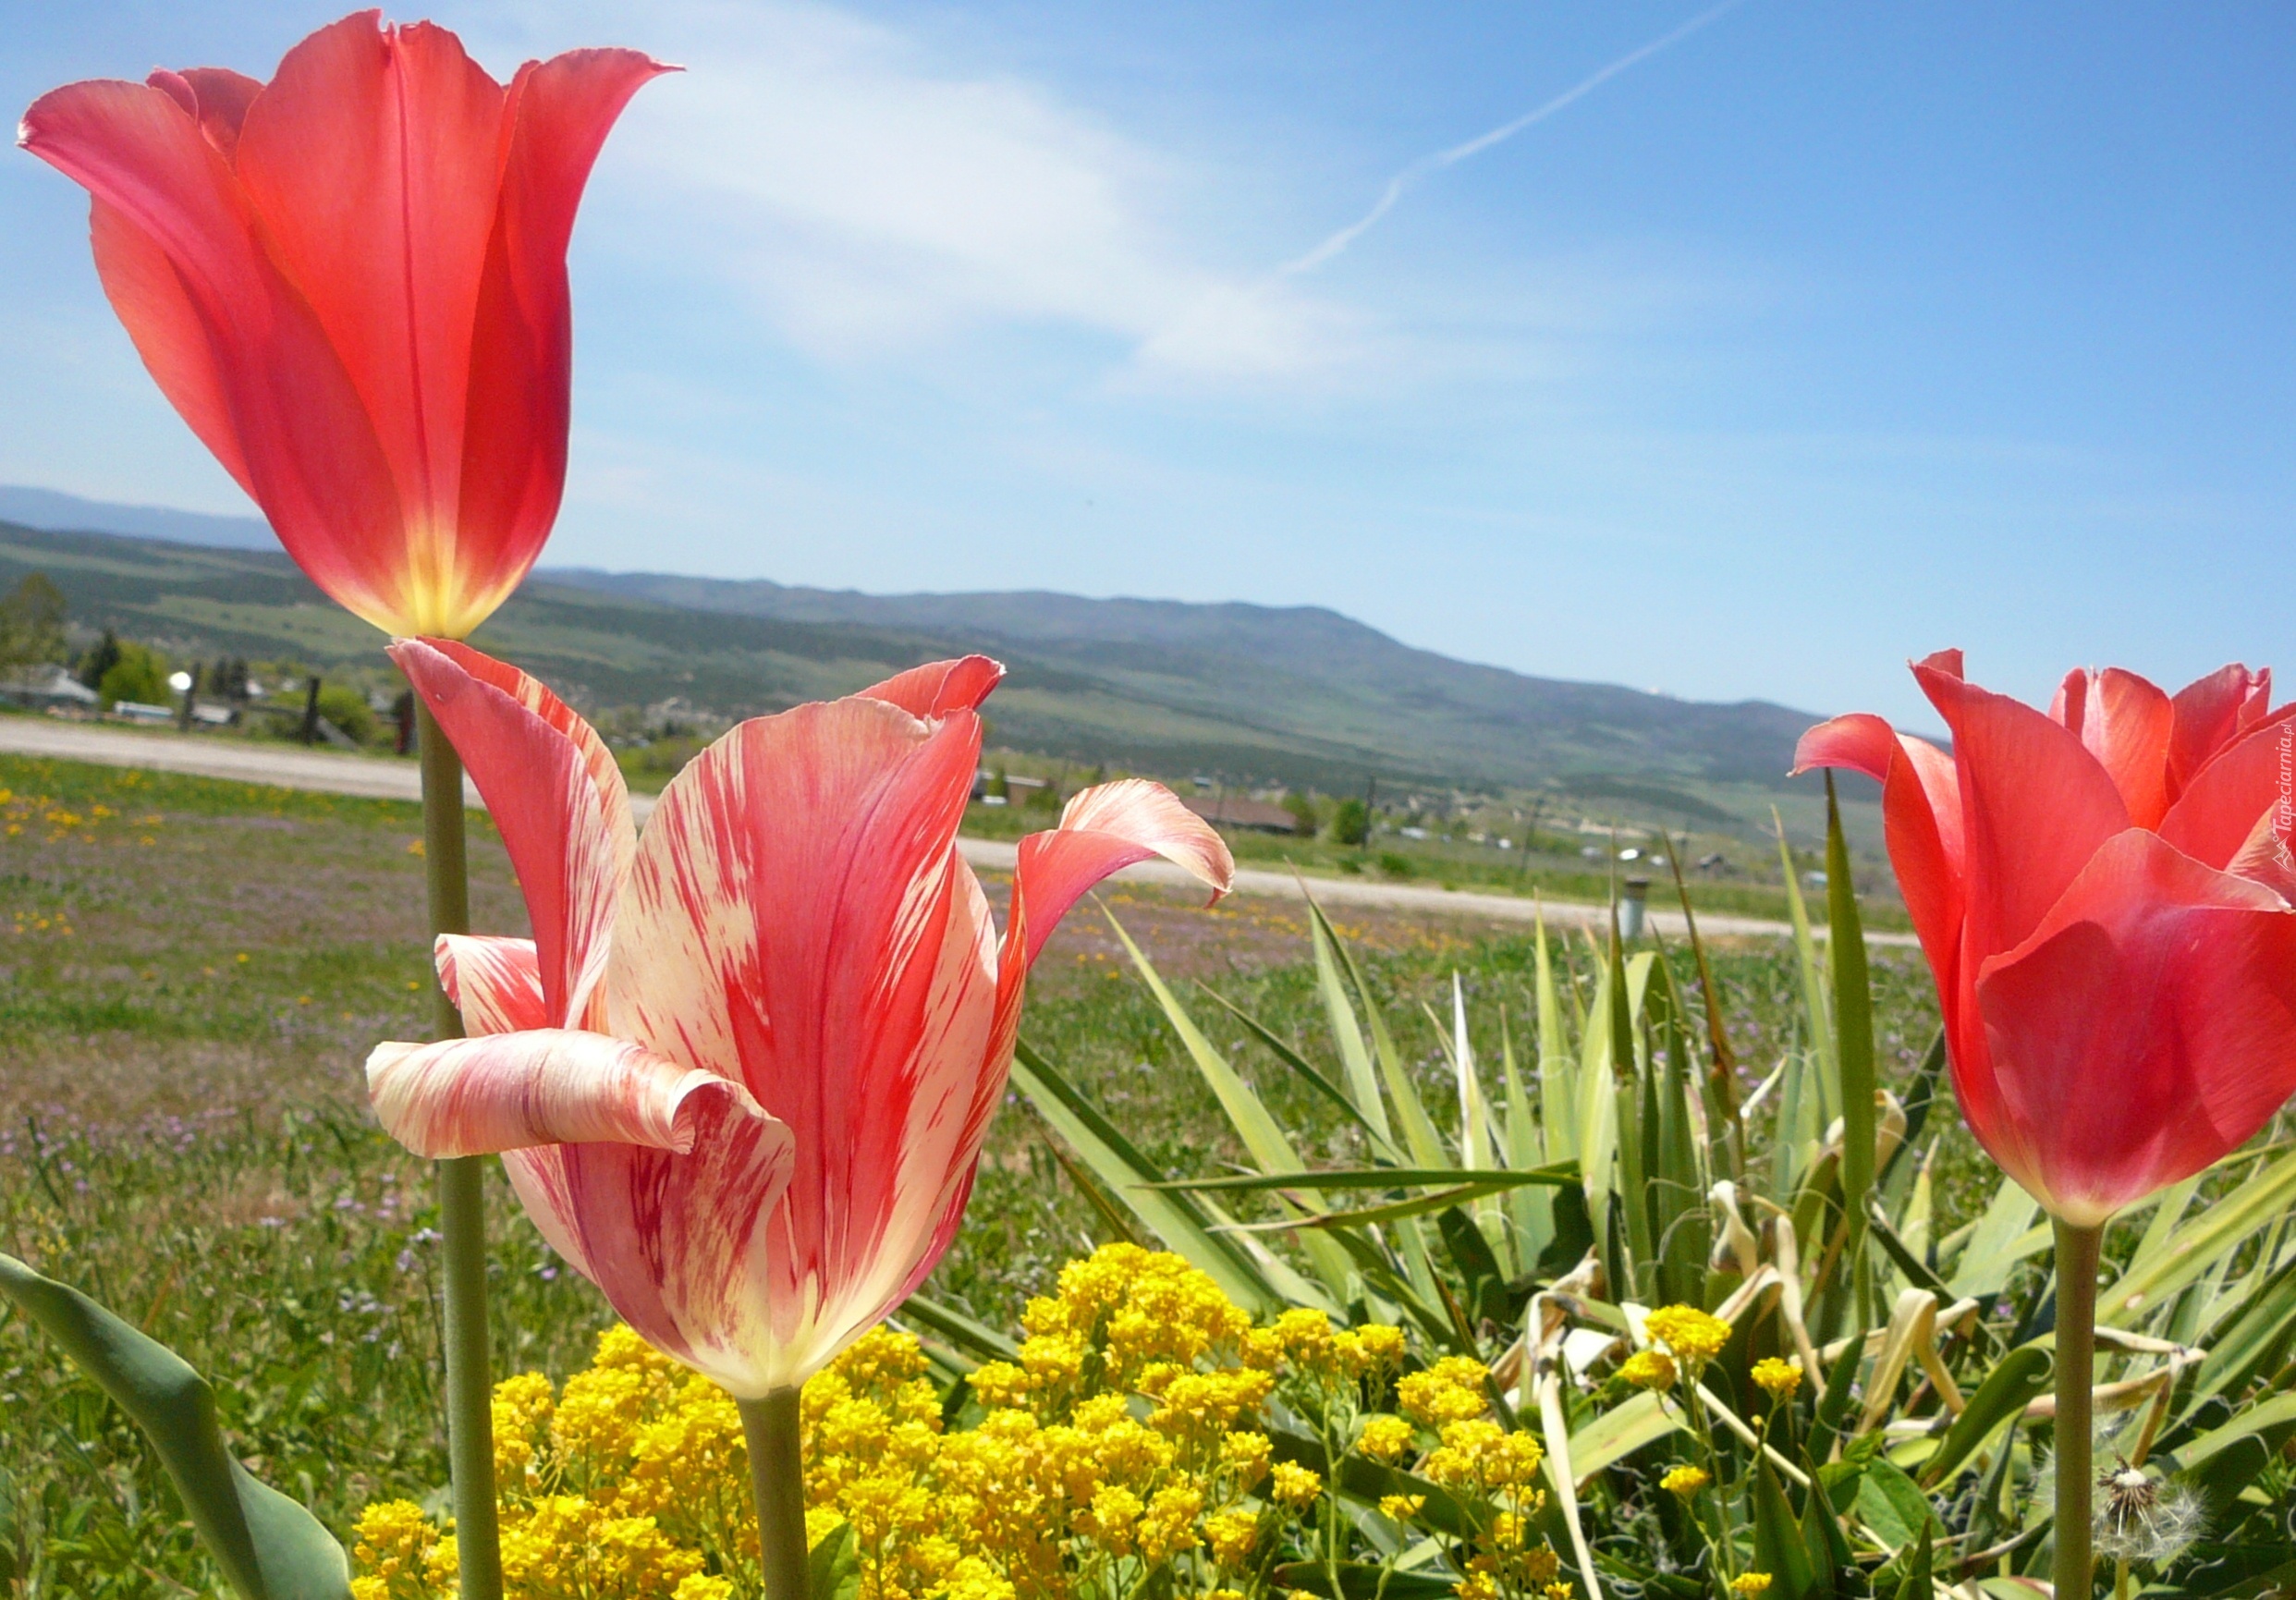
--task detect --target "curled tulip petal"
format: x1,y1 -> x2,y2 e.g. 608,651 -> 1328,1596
861,654 -> 1006,718
367,1028 -> 782,1160
1007,779 -> 1236,973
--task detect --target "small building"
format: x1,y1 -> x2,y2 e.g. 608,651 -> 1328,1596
1182,796 -> 1301,835
1,664 -> 98,709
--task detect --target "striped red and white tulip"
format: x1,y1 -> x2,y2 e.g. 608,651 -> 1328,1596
368,641 -> 1234,1396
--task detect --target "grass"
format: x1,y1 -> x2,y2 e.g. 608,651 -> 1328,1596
0,752 -> 1953,1597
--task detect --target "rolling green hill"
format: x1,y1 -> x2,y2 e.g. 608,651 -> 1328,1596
1,519 -> 1851,834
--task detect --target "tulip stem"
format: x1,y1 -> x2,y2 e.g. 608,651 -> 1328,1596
2053,1218 -> 2103,1600
740,1388 -> 812,1600
417,700 -> 503,1600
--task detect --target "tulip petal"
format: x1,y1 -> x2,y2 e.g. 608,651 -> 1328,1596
149,67 -> 262,161
861,655 -> 1006,718
2053,667 -> 2175,829
233,14 -> 507,558
1916,660 -> 2131,963
22,78 -> 409,624
1974,830 -> 2296,1224
1795,715 -> 1965,1008
1005,780 -> 1237,975
505,1100 -> 801,1396
2158,715 -> 2296,875
436,934 -> 546,1034
453,47 -> 669,639
2168,665 -> 2274,800
392,638 -> 632,1028
607,694 -> 996,1386
367,1028 -> 779,1160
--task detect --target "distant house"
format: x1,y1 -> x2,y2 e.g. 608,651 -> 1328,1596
1182,796 -> 1300,835
1,664 -> 98,709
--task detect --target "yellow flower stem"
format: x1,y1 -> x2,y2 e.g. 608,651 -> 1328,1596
2054,1219 -> 2103,1600
740,1388 -> 812,1600
417,696 -> 502,1600
1669,1378 -> 1732,1582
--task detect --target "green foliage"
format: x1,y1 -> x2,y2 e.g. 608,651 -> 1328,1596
0,573 -> 67,667
77,626 -> 122,690
95,641 -> 170,709
312,683 -> 375,745
1329,797 -> 1371,847
1282,790 -> 1319,837
978,785 -> 2296,1599
1374,850 -> 1413,878
0,1255 -> 351,1600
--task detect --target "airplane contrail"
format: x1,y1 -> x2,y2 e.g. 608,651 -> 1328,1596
1281,0 -> 1750,276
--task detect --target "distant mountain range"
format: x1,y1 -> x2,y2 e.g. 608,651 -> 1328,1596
0,490 -> 1844,822
0,486 -> 278,552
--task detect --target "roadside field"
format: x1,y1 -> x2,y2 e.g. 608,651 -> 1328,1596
0,751 -> 1951,1596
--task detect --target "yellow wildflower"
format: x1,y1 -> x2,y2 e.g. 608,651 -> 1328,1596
1618,1350 -> 1678,1391
1380,1493 -> 1427,1521
349,1500 -> 437,1599
1643,1305 -> 1731,1362
1660,1464 -> 1711,1497
1398,1356 -> 1493,1425
1353,1324 -> 1407,1369
1730,1575 -> 1774,1595
1269,1460 -> 1324,1508
1356,1414 -> 1417,1461
1219,1430 -> 1273,1489
675,1579 -> 737,1600
1751,1357 -> 1802,1400
1205,1509 -> 1261,1566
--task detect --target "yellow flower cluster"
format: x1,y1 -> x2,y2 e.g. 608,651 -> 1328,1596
1386,1350 -> 1562,1600
1749,1358 -> 1801,1401
351,1247 -> 1563,1600
1658,1466 -> 1709,1499
1641,1306 -> 1731,1363
1618,1350 -> 1677,1392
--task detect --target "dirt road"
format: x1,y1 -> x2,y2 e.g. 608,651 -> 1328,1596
2,715 -> 1898,944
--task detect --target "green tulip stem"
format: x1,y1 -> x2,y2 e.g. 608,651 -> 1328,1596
2054,1218 -> 2104,1600
740,1388 -> 812,1600
417,698 -> 503,1600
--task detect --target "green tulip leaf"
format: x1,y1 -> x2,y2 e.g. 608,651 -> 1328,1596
0,1252 -> 351,1600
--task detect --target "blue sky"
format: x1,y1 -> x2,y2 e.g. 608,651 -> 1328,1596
4,1 -> 2291,727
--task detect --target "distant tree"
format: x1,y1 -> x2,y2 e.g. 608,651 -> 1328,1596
0,574 -> 67,669
96,641 -> 168,708
79,627 -> 123,690
316,682 -> 378,744
987,765 -> 1009,800
1329,796 -> 1371,847
1281,790 -> 1318,837
209,655 -> 251,700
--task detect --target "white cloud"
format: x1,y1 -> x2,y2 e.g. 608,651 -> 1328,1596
502,0 -> 1359,385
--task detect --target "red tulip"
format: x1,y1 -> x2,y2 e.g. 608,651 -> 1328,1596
18,12 -> 667,638
365,641 -> 1233,1393
1798,651 -> 2296,1225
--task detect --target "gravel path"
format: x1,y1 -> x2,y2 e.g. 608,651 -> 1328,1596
2,714 -> 1903,944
